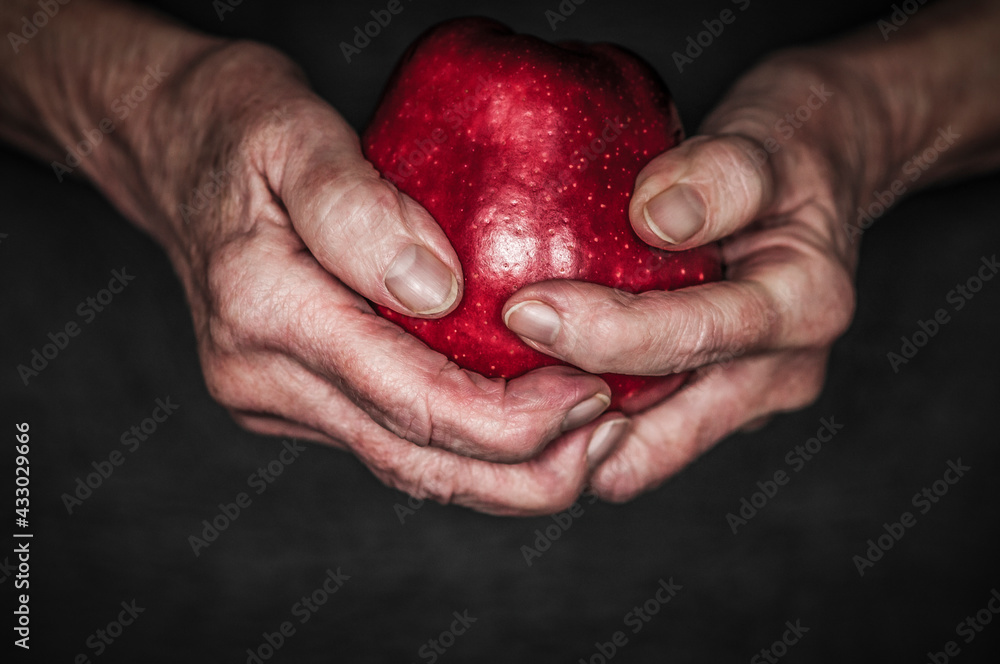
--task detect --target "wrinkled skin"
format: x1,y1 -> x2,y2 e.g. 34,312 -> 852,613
508,55 -> 862,502
164,44 -> 860,511
3,0 -> 998,516
147,43 -> 617,515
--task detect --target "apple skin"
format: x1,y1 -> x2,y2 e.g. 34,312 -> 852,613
363,17 -> 722,413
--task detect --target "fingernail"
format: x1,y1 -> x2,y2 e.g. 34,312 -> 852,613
587,418 -> 630,469
642,185 -> 704,244
561,393 -> 611,432
385,244 -> 458,315
504,300 -> 561,345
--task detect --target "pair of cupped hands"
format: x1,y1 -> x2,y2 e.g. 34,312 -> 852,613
155,43 -> 859,516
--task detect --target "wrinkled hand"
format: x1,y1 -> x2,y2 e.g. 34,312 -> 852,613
148,43 -> 614,515
504,52 -> 867,502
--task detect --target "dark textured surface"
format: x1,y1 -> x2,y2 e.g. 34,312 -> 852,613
2,1 -> 999,662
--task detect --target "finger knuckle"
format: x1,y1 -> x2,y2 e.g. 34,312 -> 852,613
563,291 -> 647,373
201,357 -> 248,410
199,344 -> 276,414
425,360 -> 564,462
496,464 -> 585,516
696,136 -> 770,227
390,410 -> 434,448
593,462 -> 646,504
676,290 -> 741,371
486,419 -> 548,462
397,361 -> 463,449
204,241 -> 288,349
537,484 -> 586,515
797,261 -> 856,347
565,319 -> 619,374
223,41 -> 305,81
309,172 -> 399,255
748,283 -> 786,350
822,268 -> 857,342
776,359 -> 827,411
453,411 -> 546,463
407,456 -> 459,506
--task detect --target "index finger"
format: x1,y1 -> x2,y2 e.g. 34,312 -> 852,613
502,218 -> 855,376
213,230 -> 613,464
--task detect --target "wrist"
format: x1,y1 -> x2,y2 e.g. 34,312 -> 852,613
88,36 -> 232,250
817,0 -> 1000,197
139,42 -> 309,249
0,0 -> 230,247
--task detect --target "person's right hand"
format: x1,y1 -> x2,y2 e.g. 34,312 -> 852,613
134,43 -> 615,515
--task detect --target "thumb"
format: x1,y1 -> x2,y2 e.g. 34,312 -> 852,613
275,102 -> 462,317
629,134 -> 776,249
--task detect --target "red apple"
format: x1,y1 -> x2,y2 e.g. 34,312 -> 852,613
363,17 -> 722,413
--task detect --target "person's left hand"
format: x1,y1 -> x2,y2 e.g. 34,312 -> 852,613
502,53 -> 863,502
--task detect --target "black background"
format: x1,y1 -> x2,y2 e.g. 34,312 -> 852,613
3,0 -> 999,662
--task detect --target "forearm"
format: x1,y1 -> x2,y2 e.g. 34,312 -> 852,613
0,0 -> 224,240
700,0 -> 1000,228
830,0 -> 1000,191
